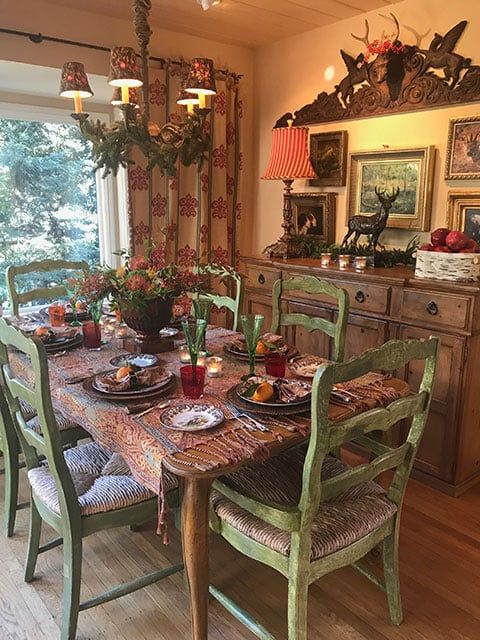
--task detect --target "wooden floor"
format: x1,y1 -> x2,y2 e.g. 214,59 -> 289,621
1,467 -> 480,640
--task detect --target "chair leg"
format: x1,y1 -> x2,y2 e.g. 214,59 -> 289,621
61,534 -> 82,640
3,446 -> 19,537
25,498 -> 42,582
383,531 -> 403,625
287,572 -> 309,640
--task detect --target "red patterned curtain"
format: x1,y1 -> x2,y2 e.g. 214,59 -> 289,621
127,61 -> 243,323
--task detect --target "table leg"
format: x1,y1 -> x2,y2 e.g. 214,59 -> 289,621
181,476 -> 213,640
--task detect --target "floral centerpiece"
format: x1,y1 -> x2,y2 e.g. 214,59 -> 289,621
72,246 -> 206,350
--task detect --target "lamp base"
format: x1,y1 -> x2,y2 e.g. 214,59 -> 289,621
262,236 -> 303,259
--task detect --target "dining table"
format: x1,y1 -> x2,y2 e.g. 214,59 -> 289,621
8,322 -> 409,640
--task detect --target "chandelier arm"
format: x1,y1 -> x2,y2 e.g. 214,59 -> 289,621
134,0 -> 153,121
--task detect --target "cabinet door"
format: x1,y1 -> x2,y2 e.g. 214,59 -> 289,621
243,292 -> 273,334
341,313 -> 389,361
284,301 -> 332,359
397,325 -> 465,482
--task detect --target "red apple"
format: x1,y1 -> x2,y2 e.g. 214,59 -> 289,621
430,227 -> 450,247
419,243 -> 434,251
460,238 -> 479,253
433,245 -> 452,253
445,230 -> 470,252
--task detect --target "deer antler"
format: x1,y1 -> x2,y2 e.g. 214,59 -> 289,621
403,24 -> 430,47
351,19 -> 370,46
379,13 -> 400,41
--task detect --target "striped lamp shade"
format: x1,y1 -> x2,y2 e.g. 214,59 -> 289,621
262,126 -> 315,180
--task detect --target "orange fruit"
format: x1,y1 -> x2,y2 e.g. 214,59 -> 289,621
255,341 -> 269,355
252,381 -> 275,403
116,365 -> 133,381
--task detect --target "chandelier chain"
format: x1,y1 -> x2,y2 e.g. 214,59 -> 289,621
134,0 -> 153,118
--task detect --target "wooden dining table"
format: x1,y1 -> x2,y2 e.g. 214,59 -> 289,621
9,323 -> 407,640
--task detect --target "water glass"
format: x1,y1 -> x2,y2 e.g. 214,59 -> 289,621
48,303 -> 65,327
240,313 -> 264,379
265,352 -> 287,378
180,365 -> 206,399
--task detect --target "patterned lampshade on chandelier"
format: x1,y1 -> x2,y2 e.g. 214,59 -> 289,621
58,0 -> 216,179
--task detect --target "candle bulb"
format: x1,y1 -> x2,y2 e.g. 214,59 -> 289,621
121,85 -> 130,104
187,102 -> 194,114
206,356 -> 223,378
198,93 -> 206,109
73,93 -> 83,114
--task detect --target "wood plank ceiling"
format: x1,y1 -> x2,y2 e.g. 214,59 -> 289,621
46,0 -> 402,48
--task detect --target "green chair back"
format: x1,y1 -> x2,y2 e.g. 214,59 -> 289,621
211,336 -> 439,637
0,379 -> 21,537
6,258 -> 89,315
197,264 -> 242,331
270,275 -> 349,362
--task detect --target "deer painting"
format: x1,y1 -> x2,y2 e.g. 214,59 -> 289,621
463,133 -> 480,165
342,186 -> 400,251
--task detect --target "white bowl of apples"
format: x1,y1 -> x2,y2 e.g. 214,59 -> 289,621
415,228 -> 480,282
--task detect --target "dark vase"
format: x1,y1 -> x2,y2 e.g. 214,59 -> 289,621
119,296 -> 174,351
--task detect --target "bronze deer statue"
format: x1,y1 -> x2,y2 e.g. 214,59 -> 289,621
342,186 -> 400,251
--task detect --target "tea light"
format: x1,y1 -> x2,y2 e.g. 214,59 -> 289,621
197,351 -> 207,368
320,252 -> 332,268
206,356 -> 223,377
102,317 -> 117,335
115,323 -> 129,338
354,256 -> 367,271
179,344 -> 191,363
338,254 -> 350,270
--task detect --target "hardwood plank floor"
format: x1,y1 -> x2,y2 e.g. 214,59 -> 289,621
0,466 -> 479,639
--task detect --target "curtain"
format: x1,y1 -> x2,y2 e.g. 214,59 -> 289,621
127,62 -> 243,324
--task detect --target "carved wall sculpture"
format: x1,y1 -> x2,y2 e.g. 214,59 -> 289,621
286,17 -> 480,126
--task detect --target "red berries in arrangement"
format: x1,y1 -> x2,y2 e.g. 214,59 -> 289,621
419,228 -> 479,254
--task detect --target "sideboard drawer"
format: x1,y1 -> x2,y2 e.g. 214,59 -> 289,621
401,290 -> 471,330
245,264 -> 281,292
284,276 -> 390,315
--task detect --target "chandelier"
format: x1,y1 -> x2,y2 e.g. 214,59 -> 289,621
59,0 -> 216,178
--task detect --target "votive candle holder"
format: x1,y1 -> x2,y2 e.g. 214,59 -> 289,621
354,256 -> 368,271
320,253 -> 332,268
206,356 -> 223,377
338,254 -> 350,270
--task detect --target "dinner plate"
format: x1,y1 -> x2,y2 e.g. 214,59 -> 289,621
223,342 -> 297,362
91,369 -> 174,397
236,379 -> 312,408
160,403 -> 224,431
83,373 -> 176,402
288,355 -> 328,378
109,353 -> 159,368
226,386 -> 310,417
44,334 -> 83,353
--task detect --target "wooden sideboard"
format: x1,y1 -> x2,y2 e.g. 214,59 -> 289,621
241,255 -> 480,496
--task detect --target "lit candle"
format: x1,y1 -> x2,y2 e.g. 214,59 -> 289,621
206,356 -> 223,377
354,256 -> 367,271
338,254 -> 350,270
179,344 -> 191,363
320,253 -> 332,268
197,351 -> 207,368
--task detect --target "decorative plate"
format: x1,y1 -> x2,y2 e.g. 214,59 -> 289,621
288,355 -> 328,378
226,386 -> 310,417
109,353 -> 159,368
83,373 -> 176,402
160,403 -> 224,432
92,368 -> 174,397
236,378 -> 311,408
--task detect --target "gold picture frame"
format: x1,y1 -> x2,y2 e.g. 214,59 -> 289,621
445,116 -> 480,180
347,146 -> 436,231
446,191 -> 480,242
292,192 -> 336,244
309,130 -> 348,187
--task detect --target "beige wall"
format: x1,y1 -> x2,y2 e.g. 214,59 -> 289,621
253,0 -> 480,254
0,0 -> 255,253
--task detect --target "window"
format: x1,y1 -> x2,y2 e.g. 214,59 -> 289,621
0,103 -> 129,306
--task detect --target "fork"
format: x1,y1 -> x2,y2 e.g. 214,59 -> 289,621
225,402 -> 270,432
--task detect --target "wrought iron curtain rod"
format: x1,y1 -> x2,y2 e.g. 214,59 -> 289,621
0,27 -> 243,80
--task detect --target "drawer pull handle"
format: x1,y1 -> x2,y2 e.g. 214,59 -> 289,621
426,301 -> 439,316
258,274 -> 266,285
355,290 -> 366,303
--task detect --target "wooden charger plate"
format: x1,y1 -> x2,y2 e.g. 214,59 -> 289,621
82,373 -> 176,402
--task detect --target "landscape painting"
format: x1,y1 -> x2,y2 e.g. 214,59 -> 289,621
347,147 -> 435,231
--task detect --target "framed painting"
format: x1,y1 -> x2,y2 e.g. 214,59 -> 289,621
447,191 -> 480,242
347,147 -> 435,231
445,117 -> 480,180
309,130 -> 348,187
292,192 -> 336,244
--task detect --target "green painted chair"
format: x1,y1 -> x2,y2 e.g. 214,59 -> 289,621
0,318 -> 183,640
196,264 -> 242,331
6,258 -> 89,316
270,276 -> 350,362
210,337 -> 438,639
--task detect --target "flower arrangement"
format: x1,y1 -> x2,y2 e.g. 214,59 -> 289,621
364,35 -> 406,62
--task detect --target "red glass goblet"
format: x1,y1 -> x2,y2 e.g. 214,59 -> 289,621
180,365 -> 206,399
265,352 -> 287,378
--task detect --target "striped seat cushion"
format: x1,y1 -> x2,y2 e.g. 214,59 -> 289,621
26,411 -> 82,434
211,446 -> 397,560
28,442 -> 178,517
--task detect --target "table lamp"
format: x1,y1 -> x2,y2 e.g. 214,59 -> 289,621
261,121 -> 315,258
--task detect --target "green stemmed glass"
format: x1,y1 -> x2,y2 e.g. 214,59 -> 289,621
64,280 -> 82,327
192,298 -> 213,355
181,318 -> 207,369
240,313 -> 264,380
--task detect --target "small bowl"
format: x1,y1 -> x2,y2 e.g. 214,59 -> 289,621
160,327 -> 180,338
109,353 -> 159,368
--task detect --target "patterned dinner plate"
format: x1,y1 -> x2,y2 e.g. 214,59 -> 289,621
109,353 -> 159,368
236,379 -> 312,408
92,368 -> 174,396
288,355 -> 329,379
159,403 -> 224,431
83,373 -> 176,402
